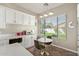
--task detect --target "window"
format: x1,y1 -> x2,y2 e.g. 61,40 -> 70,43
40,14 -> 67,40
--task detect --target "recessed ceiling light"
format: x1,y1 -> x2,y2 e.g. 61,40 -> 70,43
40,16 -> 43,18
48,12 -> 54,15
44,14 -> 48,17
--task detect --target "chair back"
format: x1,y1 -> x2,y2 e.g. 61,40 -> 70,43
34,40 -> 40,49
34,40 -> 45,50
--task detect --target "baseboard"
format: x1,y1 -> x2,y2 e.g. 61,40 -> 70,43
52,44 -> 77,53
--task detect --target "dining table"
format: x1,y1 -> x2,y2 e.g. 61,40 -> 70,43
37,37 -> 53,45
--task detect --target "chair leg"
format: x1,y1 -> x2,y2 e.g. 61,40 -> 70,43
40,50 -> 49,56
41,50 -> 45,55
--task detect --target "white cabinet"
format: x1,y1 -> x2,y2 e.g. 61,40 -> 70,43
0,40 -> 4,46
24,36 -> 31,48
0,6 -> 6,28
20,37 -> 26,47
0,40 -> 9,46
23,35 -> 35,48
30,15 -> 36,26
30,36 -> 35,46
23,13 -> 30,25
0,5 -> 36,26
16,10 -> 24,24
6,7 -> 16,24
28,35 -> 34,47
6,8 -> 24,25
25,36 -> 31,48
23,13 -> 36,26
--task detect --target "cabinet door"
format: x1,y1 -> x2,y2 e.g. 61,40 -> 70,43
0,6 -> 6,28
0,40 -> 9,46
28,36 -> 34,48
23,36 -> 34,48
0,40 -> 5,46
30,15 -> 36,26
20,37 -> 26,47
6,7 -> 16,24
3,40 -> 9,45
23,13 -> 30,25
16,10 -> 24,24
25,36 -> 31,48
30,36 -> 34,46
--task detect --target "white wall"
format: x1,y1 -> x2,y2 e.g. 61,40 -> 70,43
38,3 -> 77,51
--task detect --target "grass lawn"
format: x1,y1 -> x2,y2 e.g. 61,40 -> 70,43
42,31 -> 66,40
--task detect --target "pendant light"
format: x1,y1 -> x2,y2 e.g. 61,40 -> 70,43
40,3 -> 54,18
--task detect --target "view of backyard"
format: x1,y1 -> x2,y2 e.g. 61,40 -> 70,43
40,14 -> 66,40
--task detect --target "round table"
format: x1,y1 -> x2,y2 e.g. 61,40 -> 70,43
38,38 -> 53,44
37,38 -> 53,55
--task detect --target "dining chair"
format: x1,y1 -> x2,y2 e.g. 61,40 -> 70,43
34,40 -> 45,55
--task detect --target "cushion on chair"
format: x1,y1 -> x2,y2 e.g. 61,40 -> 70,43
34,40 -> 45,50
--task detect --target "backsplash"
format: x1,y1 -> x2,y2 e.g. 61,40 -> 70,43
0,24 -> 33,34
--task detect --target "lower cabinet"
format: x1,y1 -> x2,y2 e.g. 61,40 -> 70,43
22,35 -> 35,48
0,35 -> 36,48
0,40 -> 9,46
20,37 -> 26,48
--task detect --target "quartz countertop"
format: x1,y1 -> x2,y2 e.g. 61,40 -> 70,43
0,43 -> 33,56
0,33 -> 37,40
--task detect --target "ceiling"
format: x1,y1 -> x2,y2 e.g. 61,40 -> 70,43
16,3 -> 63,14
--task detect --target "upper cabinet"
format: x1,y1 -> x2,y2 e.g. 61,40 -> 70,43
30,15 -> 36,26
0,6 -> 6,28
23,13 -> 30,25
16,10 -> 24,24
0,5 -> 36,26
23,13 -> 36,26
6,7 -> 16,24
6,8 -> 24,25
